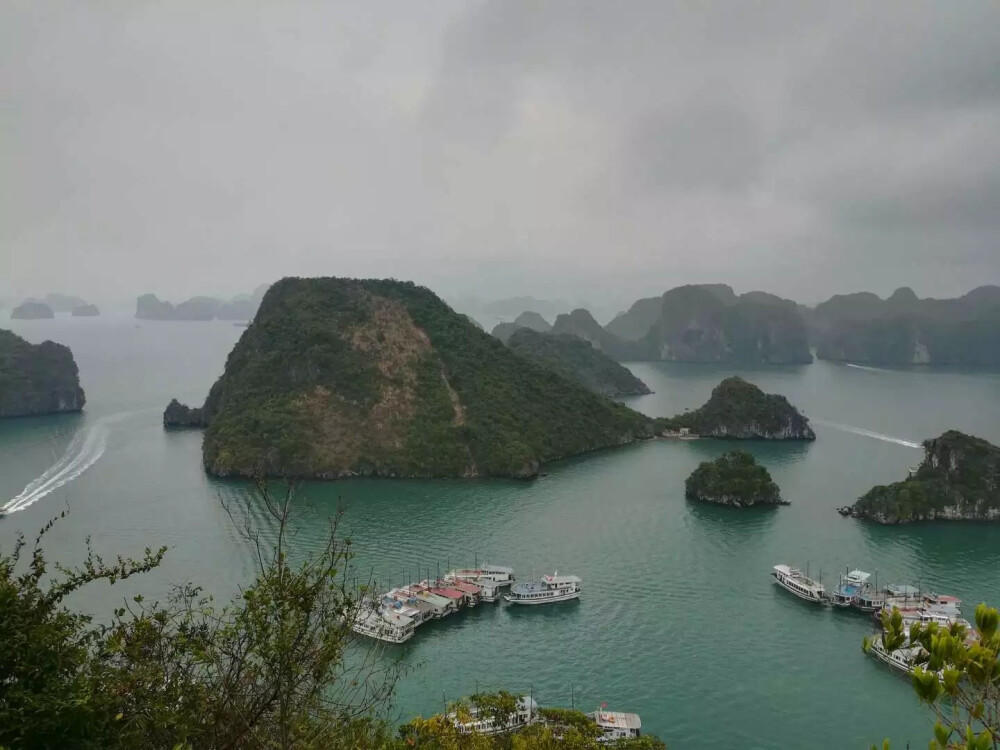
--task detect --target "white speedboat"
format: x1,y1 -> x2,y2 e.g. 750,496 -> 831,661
771,565 -> 828,604
504,572 -> 581,605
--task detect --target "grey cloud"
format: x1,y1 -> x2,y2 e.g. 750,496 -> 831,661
2,1 -> 998,308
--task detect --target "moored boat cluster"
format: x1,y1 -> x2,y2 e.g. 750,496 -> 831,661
351,565 -> 582,643
771,563 -> 973,675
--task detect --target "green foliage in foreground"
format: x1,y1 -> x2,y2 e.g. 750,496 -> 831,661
1,484 -> 665,749
684,450 -> 785,507
864,604 -> 1000,749
851,431 -> 1000,522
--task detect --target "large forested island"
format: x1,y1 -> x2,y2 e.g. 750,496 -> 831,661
665,376 -> 815,440
170,277 -> 660,479
0,329 -> 85,418
685,450 -> 786,507
505,327 -> 651,398
839,431 -> 1000,523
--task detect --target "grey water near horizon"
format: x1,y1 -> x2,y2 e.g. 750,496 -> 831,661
2,316 -> 1000,748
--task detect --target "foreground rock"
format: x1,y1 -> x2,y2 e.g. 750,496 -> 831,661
839,431 -> 1000,523
163,398 -> 207,428
506,328 -> 651,398
175,277 -> 659,479
685,450 -> 787,507
71,304 -> 100,317
11,302 -> 55,320
0,329 -> 85,417
666,377 -> 815,440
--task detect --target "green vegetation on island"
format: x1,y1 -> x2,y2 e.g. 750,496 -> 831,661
665,376 -> 815,440
606,285 -> 813,365
506,328 -> 651,398
0,329 -> 85,418
815,285 -> 1000,366
176,277 -> 659,479
840,431 -> 1000,523
684,450 -> 786,507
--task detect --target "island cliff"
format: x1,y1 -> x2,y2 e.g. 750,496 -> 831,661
666,377 -> 815,440
505,328 -> 651,398
11,302 -> 55,320
606,285 -> 813,365
163,399 -> 207,428
170,277 -> 659,479
814,286 -> 1000,366
0,329 -> 86,417
685,450 -> 787,507
839,431 -> 1000,523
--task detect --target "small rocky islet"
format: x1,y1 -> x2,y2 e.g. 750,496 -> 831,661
840,430 -> 1000,524
685,450 -> 787,507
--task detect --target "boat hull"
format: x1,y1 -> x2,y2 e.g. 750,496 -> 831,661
771,572 -> 827,604
504,591 -> 580,605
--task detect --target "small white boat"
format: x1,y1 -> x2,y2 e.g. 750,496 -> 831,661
771,565 -> 827,604
504,572 -> 581,605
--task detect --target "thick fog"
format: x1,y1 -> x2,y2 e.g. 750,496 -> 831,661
3,1 -> 999,311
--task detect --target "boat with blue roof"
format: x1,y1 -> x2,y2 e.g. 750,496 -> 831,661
830,569 -> 872,607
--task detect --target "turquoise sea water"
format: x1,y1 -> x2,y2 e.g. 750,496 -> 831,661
2,316 -> 999,748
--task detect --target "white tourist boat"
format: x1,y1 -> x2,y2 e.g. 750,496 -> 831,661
450,695 -> 538,735
504,572 -> 581,605
830,569 -> 871,607
448,564 -> 515,587
771,564 -> 828,604
350,607 -> 415,644
867,634 -> 932,676
589,709 -> 643,743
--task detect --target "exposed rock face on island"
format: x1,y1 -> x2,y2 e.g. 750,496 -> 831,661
0,329 -> 85,417
666,377 -> 815,440
839,431 -> 1000,523
11,302 -> 55,320
814,286 -> 1000,366
171,277 -> 660,480
163,398 -> 207,428
71,304 -> 100,317
607,285 -> 813,365
685,450 -> 787,507
506,328 -> 652,398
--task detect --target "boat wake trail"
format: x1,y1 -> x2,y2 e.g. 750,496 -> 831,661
1,412 -> 132,515
811,419 -> 921,449
845,363 -> 889,373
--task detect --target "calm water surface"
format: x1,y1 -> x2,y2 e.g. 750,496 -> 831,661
2,316 -> 999,748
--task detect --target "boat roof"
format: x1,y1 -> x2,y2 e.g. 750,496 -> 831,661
430,587 -> 466,600
449,581 -> 481,594
592,711 -> 641,730
541,573 -> 581,584
846,570 -> 871,583
480,564 -> 513,574
886,584 -> 920,596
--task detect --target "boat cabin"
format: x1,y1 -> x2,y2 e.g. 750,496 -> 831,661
590,711 -> 642,741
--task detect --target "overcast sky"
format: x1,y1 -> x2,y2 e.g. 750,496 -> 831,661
3,1 -> 999,309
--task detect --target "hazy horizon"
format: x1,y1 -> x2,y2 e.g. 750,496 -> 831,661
4,2 -> 999,309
